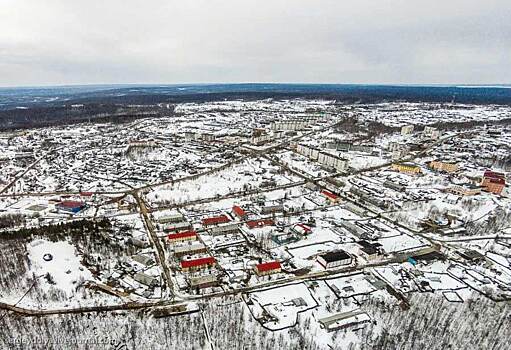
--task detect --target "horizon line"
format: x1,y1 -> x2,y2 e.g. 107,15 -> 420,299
1,82 -> 511,90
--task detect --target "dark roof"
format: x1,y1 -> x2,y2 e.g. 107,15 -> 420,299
357,240 -> 382,249
319,250 -> 351,263
459,250 -> 484,261
360,246 -> 378,255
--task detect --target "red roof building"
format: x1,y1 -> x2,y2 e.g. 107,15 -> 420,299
482,170 -> 506,195
321,190 -> 340,203
483,170 -> 505,180
80,192 -> 93,197
60,200 -> 85,208
181,257 -> 216,271
56,201 -> 86,213
232,205 -> 247,219
255,261 -> 282,276
202,215 -> 230,226
246,219 -> 275,229
167,230 -> 197,243
293,223 -> 312,235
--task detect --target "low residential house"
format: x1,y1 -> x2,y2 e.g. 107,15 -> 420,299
134,272 -> 158,288
246,219 -> 275,229
157,213 -> 184,224
423,126 -> 440,139
232,205 -> 248,220
210,223 -> 239,236
189,274 -> 218,289
271,231 -> 297,244
174,243 -> 208,257
260,205 -> 285,215
181,256 -> 216,272
291,223 -> 312,236
167,230 -> 198,244
383,180 -> 406,192
446,184 -> 481,196
127,237 -> 149,248
165,221 -> 192,232
255,261 -> 282,276
401,125 -> 414,135
132,254 -> 155,266
317,250 -> 352,269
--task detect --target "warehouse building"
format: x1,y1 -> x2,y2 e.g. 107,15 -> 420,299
317,250 -> 352,269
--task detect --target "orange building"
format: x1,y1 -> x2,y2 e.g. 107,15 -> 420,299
481,170 -> 506,195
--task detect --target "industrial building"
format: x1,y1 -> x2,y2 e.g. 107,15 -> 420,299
317,250 -> 352,269
55,201 -> 86,214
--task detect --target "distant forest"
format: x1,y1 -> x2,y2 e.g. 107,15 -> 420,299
1,84 -> 510,130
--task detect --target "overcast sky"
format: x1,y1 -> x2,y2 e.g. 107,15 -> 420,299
1,0 -> 510,87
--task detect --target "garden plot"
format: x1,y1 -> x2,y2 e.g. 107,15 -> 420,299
247,282 -> 318,330
448,263 -> 511,300
325,273 -> 377,298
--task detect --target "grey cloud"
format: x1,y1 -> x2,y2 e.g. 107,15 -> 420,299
0,0 -> 510,86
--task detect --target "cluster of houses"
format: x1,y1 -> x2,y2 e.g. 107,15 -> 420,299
160,206 -> 288,290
